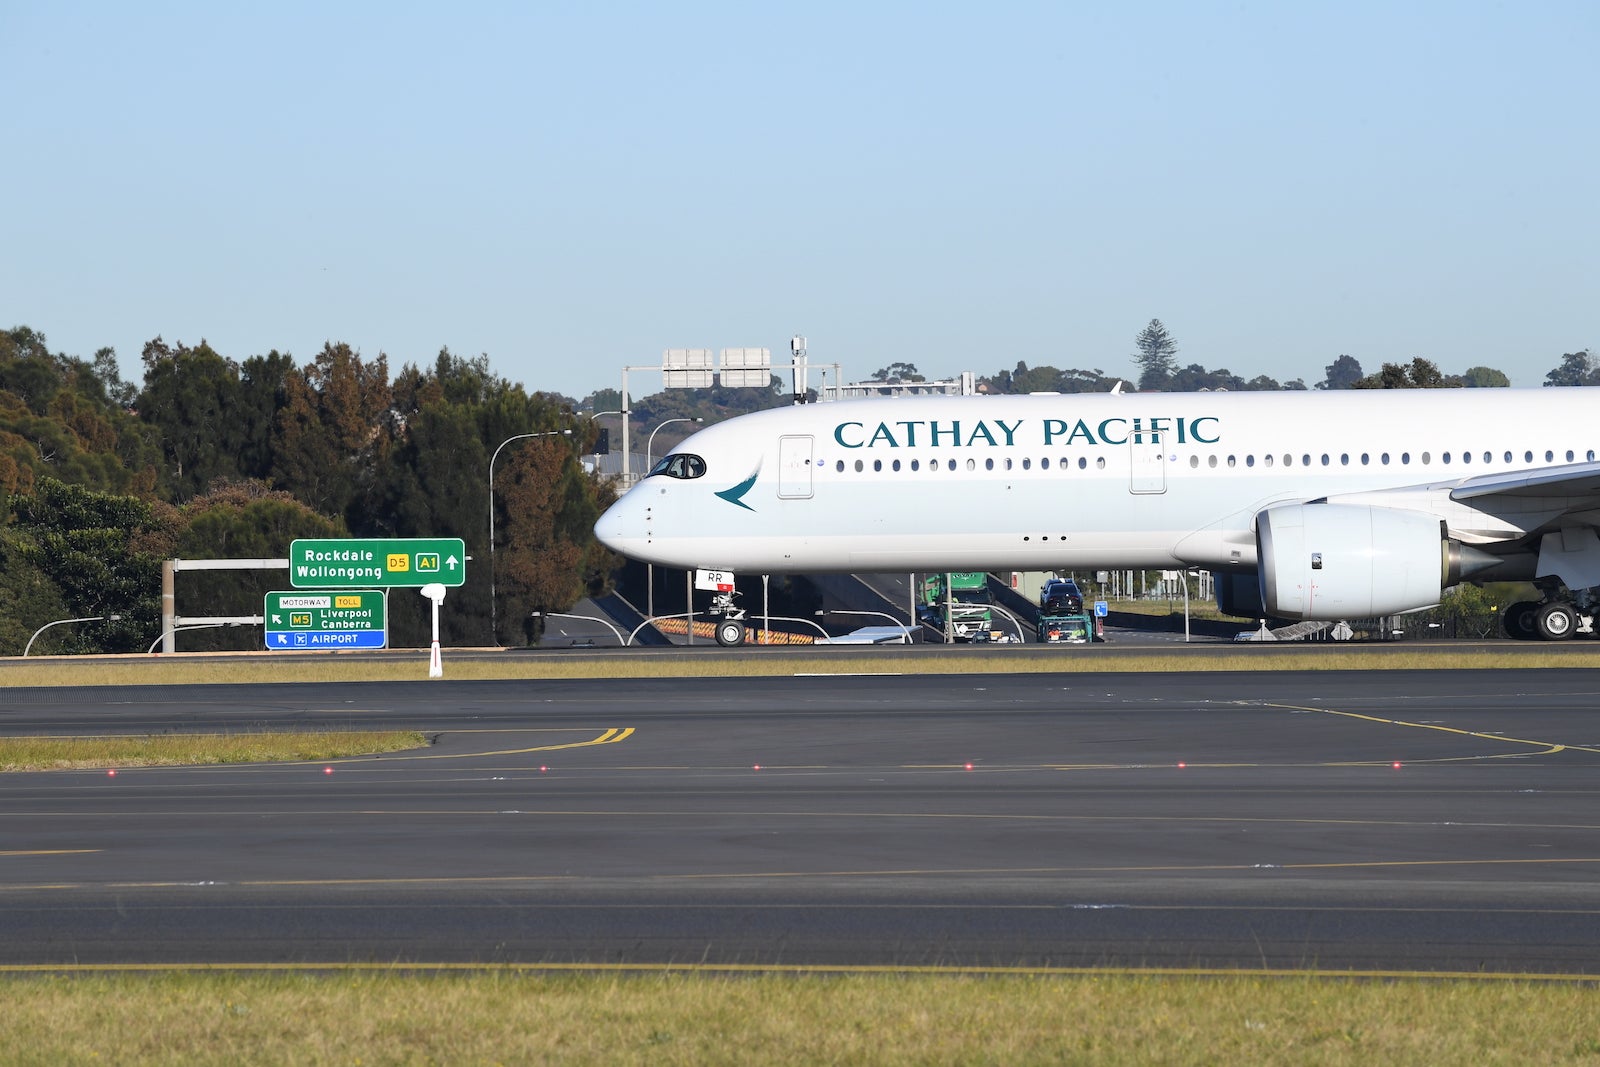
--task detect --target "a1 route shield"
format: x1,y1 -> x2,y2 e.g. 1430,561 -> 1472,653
289,538 -> 467,588
264,590 -> 387,650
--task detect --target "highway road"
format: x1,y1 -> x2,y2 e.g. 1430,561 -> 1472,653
3,669 -> 1600,973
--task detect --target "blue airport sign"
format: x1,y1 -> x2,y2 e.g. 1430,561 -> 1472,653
264,591 -> 387,651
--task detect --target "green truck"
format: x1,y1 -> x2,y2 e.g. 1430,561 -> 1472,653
1036,576 -> 1096,643
920,572 -> 998,642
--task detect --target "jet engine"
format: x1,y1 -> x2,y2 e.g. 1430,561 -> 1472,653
1256,503 -> 1493,620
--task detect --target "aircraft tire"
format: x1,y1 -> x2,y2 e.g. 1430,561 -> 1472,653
715,620 -> 746,647
1505,601 -> 1540,640
1535,602 -> 1577,641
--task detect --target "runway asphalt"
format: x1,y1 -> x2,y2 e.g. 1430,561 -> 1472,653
3,669 -> 1600,974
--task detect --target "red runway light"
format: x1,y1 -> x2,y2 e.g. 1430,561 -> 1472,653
1177,762 -> 1187,769
107,769 -> 116,777
964,762 -> 974,771
752,764 -> 762,771
539,765 -> 548,773
1392,761 -> 1402,770
324,767 -> 334,775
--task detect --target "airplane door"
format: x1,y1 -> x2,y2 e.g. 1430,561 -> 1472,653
1129,433 -> 1166,495
778,435 -> 814,499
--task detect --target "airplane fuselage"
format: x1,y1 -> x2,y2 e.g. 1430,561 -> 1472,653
595,388 -> 1598,584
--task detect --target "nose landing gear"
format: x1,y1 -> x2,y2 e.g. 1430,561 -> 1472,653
710,590 -> 747,647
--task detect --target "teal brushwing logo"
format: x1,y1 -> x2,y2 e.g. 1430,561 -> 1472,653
715,466 -> 760,511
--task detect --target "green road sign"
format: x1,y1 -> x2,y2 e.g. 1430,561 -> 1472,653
264,590 -> 388,650
289,538 -> 467,588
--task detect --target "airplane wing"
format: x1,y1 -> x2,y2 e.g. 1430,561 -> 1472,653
1449,460 -> 1600,503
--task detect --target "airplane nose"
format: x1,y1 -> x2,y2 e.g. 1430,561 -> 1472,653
594,493 -> 644,556
593,502 -> 626,553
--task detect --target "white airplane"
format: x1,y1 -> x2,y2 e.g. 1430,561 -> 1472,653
594,387 -> 1600,644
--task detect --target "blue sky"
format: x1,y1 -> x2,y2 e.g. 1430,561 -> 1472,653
4,2 -> 1596,399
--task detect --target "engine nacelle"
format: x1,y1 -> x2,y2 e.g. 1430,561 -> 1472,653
1256,504 -> 1457,620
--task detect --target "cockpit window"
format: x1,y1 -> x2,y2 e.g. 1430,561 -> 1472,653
647,453 -> 706,479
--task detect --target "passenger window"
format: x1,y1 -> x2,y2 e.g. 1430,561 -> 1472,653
1422,452 -> 1431,464
1078,457 -> 1087,470
911,459 -> 920,471
1546,450 -> 1554,462
1227,455 -> 1237,468
1567,450 -> 1576,462
1321,454 -> 1329,466
1360,454 -> 1369,465
1443,452 -> 1452,464
967,458 -> 976,471
1461,452 -> 1470,464
1246,455 -> 1255,468
1340,454 -> 1349,465
1402,452 -> 1411,464
985,458 -> 994,471
874,459 -> 882,472
1022,458 -> 1032,470
1264,455 -> 1274,468
1302,454 -> 1311,466
948,458 -> 957,471
835,460 -> 845,472
1208,455 -> 1218,468
892,459 -> 901,472
1190,455 -> 1199,468
1381,453 -> 1390,465
1096,457 -> 1106,470
1525,451 -> 1534,463
1005,458 -> 1014,471
854,459 -> 864,472
1504,452 -> 1512,463
1041,457 -> 1051,470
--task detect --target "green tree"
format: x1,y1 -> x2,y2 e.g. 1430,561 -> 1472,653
870,362 -> 925,383
162,481 -> 346,651
236,351 -> 295,480
2,328 -> 162,499
1352,358 -> 1461,389
1132,320 -> 1179,391
7,478 -> 168,653
137,337 -> 247,500
270,342 -> 392,523
1460,366 -> 1511,388
0,326 -> 60,415
1168,364 -> 1244,392
0,526 -> 70,655
498,436 -> 619,645
1316,355 -> 1364,390
1543,350 -> 1597,387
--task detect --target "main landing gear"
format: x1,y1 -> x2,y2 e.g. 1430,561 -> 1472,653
710,590 -> 747,647
1504,586 -> 1598,641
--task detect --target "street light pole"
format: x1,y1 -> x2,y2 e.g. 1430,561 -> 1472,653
489,428 -> 572,646
645,417 -> 703,474
25,614 -> 122,657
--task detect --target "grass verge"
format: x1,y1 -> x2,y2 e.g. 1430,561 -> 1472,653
1,972 -> 1596,1065
0,730 -> 428,771
2,643 -> 1597,688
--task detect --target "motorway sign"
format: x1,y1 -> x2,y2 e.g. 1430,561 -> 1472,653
265,590 -> 387,650
289,538 -> 466,588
